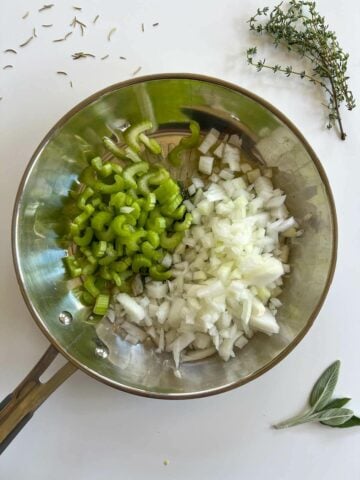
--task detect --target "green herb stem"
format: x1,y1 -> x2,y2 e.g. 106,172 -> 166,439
246,1 -> 356,140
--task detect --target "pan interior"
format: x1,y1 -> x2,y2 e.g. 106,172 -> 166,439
13,75 -> 336,398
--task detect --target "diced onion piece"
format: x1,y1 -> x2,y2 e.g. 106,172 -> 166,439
182,347 -> 216,362
228,134 -> 242,148
241,256 -> 284,286
193,271 -> 207,281
234,336 -> 248,349
219,169 -> 235,180
199,156 -> 214,175
203,183 -> 226,202
265,195 -> 286,209
146,281 -> 168,299
209,173 -> 219,183
188,184 -> 196,196
197,280 -> 224,298
241,163 -> 252,174
132,274 -> 144,296
193,333 -> 212,349
170,332 -> 196,368
156,301 -> 170,324
223,144 -> 241,171
183,199 -> 194,212
116,293 -> 145,324
161,253 -> 173,269
192,177 -> 204,189
214,142 -> 225,158
198,128 -> 220,154
247,168 -> 261,183
122,321 -> 147,342
106,309 -> 116,323
282,227 -> 297,237
250,308 -> 279,335
219,337 -> 237,361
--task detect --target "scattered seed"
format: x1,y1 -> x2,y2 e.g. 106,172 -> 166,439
33,28 -> 37,38
4,49 -> 17,54
3,65 -> 14,70
70,80 -> 73,88
22,12 -> 30,19
39,4 -> 54,12
141,23 -> 144,32
73,6 -> 82,10
93,14 -> 99,24
101,54 -> 109,60
119,56 -> 126,60
152,22 -> 159,27
65,31 -> 73,39
72,51 -> 95,60
163,459 -> 170,466
42,24 -> 53,27
107,27 -> 116,42
132,66 -> 142,76
57,71 -> 68,75
19,36 -> 34,48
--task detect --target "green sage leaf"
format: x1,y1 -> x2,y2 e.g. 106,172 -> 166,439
321,397 -> 351,410
311,408 -> 353,427
309,360 -> 340,411
274,360 -> 360,430
322,415 -> 360,429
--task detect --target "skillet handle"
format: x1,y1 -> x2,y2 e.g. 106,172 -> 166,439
0,345 -> 77,454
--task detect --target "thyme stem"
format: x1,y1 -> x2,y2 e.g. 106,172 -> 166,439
246,1 -> 355,140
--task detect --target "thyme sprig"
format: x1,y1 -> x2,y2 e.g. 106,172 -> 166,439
246,1 -> 355,140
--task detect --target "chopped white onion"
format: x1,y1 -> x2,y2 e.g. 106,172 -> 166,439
183,199 -> 194,212
132,274 -> 144,296
191,177 -> 204,189
228,134 -> 242,148
250,308 -> 279,335
116,294 -> 145,324
198,128 -> 220,154
121,321 -> 147,342
161,253 -> 173,269
146,281 -> 168,299
199,156 -> 214,175
219,169 -> 235,180
214,142 -> 225,158
182,347 -> 216,362
110,134 -> 298,369
223,144 -> 241,171
188,184 -> 196,196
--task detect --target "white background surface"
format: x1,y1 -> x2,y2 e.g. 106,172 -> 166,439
1,0 -> 360,478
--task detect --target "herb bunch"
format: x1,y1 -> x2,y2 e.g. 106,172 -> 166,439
246,1 -> 355,140
274,360 -> 360,429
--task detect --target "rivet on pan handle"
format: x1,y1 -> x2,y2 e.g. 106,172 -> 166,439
0,345 -> 77,454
